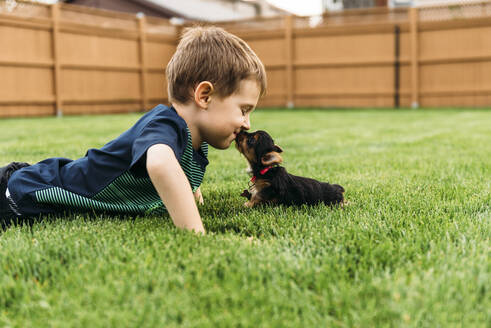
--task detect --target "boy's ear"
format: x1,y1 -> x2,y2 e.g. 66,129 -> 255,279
194,81 -> 214,109
261,151 -> 283,166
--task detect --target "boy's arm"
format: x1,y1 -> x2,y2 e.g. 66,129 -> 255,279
146,144 -> 205,234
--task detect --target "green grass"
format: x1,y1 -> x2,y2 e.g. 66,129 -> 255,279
0,108 -> 490,327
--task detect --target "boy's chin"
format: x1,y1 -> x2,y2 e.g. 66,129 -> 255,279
207,135 -> 236,149
208,140 -> 231,150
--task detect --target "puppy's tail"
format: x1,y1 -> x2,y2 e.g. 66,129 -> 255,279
323,183 -> 345,205
332,184 -> 345,194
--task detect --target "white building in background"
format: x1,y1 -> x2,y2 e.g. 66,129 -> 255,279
322,0 -> 344,12
147,0 -> 290,21
390,0 -> 485,7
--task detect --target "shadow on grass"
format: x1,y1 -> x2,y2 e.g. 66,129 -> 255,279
1,190 -> 346,238
0,211 -> 144,232
199,191 -> 346,237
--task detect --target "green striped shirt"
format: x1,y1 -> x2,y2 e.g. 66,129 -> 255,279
35,128 -> 207,216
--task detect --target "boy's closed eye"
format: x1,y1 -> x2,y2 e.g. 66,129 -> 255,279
241,105 -> 254,115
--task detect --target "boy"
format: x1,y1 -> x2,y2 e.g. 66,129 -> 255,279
0,26 -> 266,234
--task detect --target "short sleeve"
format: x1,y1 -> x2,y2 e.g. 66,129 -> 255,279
131,117 -> 187,168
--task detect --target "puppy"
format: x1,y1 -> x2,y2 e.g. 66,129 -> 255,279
235,130 -> 345,208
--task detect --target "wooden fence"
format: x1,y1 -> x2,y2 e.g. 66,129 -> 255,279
1,1 -> 491,117
215,2 -> 491,108
0,1 -> 177,117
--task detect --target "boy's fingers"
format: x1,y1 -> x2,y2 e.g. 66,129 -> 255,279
194,188 -> 204,205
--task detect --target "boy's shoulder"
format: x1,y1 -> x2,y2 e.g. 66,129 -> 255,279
131,104 -> 190,144
129,104 -> 190,163
139,104 -> 186,129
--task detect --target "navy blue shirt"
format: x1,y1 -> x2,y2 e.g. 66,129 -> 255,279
7,105 -> 209,217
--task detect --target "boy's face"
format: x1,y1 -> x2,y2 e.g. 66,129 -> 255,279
200,79 -> 261,149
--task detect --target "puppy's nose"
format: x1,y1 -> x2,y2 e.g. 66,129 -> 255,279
235,131 -> 246,142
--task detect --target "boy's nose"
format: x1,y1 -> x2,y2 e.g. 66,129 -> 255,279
242,115 -> 251,130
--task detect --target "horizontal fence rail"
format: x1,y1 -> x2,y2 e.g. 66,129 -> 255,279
1,1 -> 491,117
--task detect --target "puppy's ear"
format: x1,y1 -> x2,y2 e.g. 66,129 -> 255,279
261,151 -> 283,166
274,145 -> 283,153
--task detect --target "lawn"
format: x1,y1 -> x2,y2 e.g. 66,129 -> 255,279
0,108 -> 490,327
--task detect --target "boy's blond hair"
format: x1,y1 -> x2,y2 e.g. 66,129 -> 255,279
166,26 -> 267,104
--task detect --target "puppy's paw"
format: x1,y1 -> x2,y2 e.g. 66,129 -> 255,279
340,199 -> 350,208
243,201 -> 254,208
240,189 -> 252,200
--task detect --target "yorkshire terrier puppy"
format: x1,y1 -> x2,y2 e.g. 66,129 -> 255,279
235,130 -> 345,208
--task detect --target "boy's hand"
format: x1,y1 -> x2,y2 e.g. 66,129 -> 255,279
194,187 -> 204,205
146,144 -> 205,234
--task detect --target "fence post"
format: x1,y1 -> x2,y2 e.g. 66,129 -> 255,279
409,7 -> 419,109
138,14 -> 148,112
285,15 -> 294,108
51,3 -> 62,116
394,24 -> 400,108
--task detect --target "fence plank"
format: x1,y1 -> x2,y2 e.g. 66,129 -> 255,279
410,7 -> 419,108
138,15 -> 148,112
51,3 -> 62,116
285,15 -> 294,108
